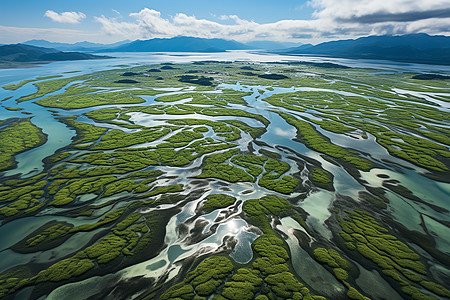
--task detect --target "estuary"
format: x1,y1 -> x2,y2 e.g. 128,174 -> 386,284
0,51 -> 449,300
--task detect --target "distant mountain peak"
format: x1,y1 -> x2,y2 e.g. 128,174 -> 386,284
281,34 -> 450,65
22,39 -> 131,52
103,36 -> 251,53
0,44 -> 111,68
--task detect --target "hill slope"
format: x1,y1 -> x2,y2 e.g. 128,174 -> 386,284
23,39 -> 130,51
0,44 -> 111,68
104,36 -> 250,52
283,34 -> 450,65
24,38 -> 303,52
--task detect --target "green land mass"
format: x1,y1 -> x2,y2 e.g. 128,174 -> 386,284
0,61 -> 448,300
0,118 -> 47,171
2,75 -> 62,91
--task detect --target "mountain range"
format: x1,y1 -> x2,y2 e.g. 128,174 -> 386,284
23,39 -> 131,52
103,37 -> 250,52
23,37 -> 301,52
0,44 -> 111,68
281,33 -> 450,65
2,34 -> 449,67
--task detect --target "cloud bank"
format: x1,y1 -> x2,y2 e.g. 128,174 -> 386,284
44,10 -> 86,24
94,1 -> 450,43
0,25 -> 90,43
3,1 -> 447,44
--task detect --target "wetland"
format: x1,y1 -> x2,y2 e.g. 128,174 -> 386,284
0,52 -> 449,300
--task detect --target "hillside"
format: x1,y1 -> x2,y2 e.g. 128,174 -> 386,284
283,34 -> 450,65
0,44 -> 111,68
23,39 -> 130,51
103,36 -> 250,52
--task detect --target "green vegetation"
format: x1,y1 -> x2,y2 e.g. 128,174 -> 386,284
158,194 -> 320,299
156,92 -> 211,103
166,129 -> 204,144
374,130 -> 448,172
37,90 -> 159,109
314,248 -> 350,270
4,107 -> 23,111
263,93 -> 307,112
198,152 -> 298,194
0,61 -> 449,299
160,234 -> 322,300
221,268 -> 263,300
309,118 -> 355,134
188,256 -> 233,296
201,107 -> 269,127
224,120 -> 266,138
61,116 -> 108,149
232,154 -> 266,175
243,196 -> 292,233
200,194 -> 237,214
0,206 -> 172,298
49,176 -> 116,206
197,149 -> 254,182
258,159 -> 299,194
2,75 -> 62,90
160,256 -> 233,299
140,184 -> 183,201
69,135 -> 235,172
264,84 -> 450,173
313,248 -> 368,299
0,175 -> 47,219
17,76 -> 87,102
218,89 -> 251,105
338,209 -> 449,299
103,179 -> 150,197
358,191 -> 388,209
85,108 -> 122,121
280,112 -> 373,171
22,209 -> 128,250
0,189 -> 44,217
179,75 -> 215,86
265,70 -> 449,168
309,167 -> 333,190
0,118 -> 46,171
259,149 -> 281,160
252,234 -> 319,299
93,127 -> 171,150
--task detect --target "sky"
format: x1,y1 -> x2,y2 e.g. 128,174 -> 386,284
1,0 -> 449,44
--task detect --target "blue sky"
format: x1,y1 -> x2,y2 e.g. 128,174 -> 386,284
1,0 -> 449,44
0,0 -> 314,26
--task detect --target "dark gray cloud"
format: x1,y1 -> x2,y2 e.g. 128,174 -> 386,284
338,8 -> 450,24
93,6 -> 450,45
290,33 -> 313,39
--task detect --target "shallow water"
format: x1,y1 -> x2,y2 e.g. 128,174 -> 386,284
354,261 -> 403,300
1,51 -> 449,299
277,217 -> 345,297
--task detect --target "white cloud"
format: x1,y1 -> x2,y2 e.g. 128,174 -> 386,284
94,16 -> 138,36
93,4 -> 449,44
307,0 -> 450,38
310,0 -> 450,22
44,10 -> 86,24
0,25 -> 93,44
94,8 -> 322,42
2,2 -> 448,45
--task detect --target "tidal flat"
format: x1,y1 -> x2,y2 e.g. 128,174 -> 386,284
0,59 -> 449,300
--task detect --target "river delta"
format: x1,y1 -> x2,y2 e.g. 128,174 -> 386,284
0,55 -> 449,300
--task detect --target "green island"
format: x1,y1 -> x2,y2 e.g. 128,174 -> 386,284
0,61 -> 448,300
0,118 -> 47,171
2,75 -> 62,91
